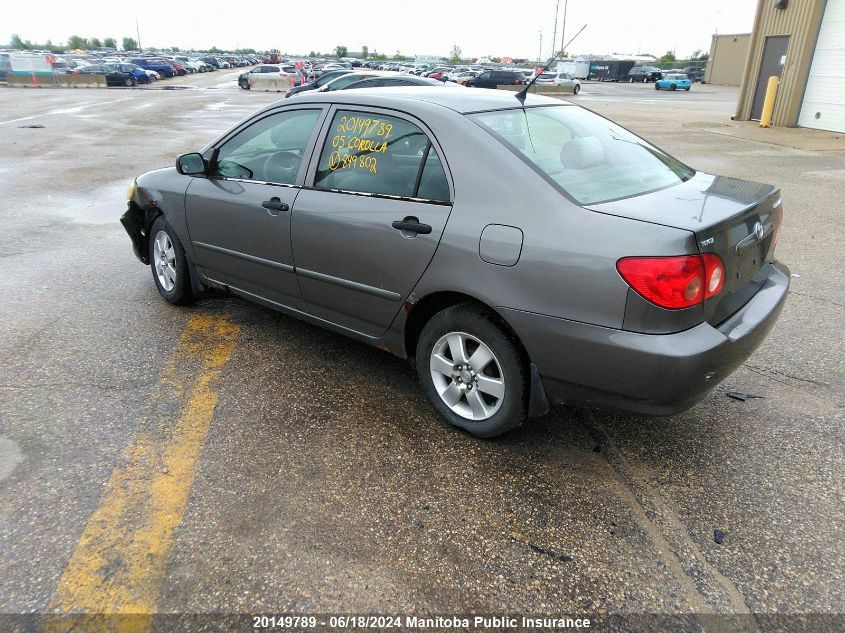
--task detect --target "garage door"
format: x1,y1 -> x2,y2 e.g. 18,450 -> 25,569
799,0 -> 845,133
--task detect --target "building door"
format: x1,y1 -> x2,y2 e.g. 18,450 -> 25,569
751,35 -> 789,120
799,0 -> 845,133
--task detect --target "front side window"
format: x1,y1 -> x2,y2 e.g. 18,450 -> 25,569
314,110 -> 449,201
212,109 -> 321,184
473,105 -> 694,205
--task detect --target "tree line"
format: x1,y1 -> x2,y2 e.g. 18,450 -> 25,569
6,34 -> 260,55
8,34 -> 137,51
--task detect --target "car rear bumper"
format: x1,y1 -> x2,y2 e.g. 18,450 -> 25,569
502,261 -> 790,416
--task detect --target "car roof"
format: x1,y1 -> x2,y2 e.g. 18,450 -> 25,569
274,86 -> 571,114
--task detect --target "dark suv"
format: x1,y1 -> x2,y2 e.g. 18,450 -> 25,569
466,70 -> 523,89
627,66 -> 662,83
683,66 -> 705,82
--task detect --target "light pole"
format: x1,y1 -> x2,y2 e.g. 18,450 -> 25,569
538,29 -> 543,64
560,0 -> 568,57
551,0 -> 560,57
136,17 -> 142,52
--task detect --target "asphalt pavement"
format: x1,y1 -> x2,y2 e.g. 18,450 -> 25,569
0,71 -> 842,632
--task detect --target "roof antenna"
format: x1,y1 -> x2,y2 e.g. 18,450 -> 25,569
516,24 -> 587,104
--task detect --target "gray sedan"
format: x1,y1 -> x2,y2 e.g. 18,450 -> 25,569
121,88 -> 789,437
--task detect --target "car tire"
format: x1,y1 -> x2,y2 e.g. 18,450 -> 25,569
124,77 -> 134,87
416,304 -> 528,438
629,76 -> 634,83
573,84 -> 580,94
642,76 -> 647,83
655,83 -> 660,90
685,87 -> 690,91
239,78 -> 250,90
149,216 -> 193,305
670,84 -> 676,91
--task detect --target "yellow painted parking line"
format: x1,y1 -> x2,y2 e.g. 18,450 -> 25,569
44,314 -> 239,632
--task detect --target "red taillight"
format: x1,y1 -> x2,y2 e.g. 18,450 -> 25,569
617,254 -> 725,309
702,253 -> 725,299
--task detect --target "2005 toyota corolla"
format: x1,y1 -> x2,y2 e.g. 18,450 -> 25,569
121,87 -> 789,437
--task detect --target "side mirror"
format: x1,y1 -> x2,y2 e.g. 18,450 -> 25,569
176,153 -> 207,176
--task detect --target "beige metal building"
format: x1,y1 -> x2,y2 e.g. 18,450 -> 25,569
735,0 -> 845,132
705,34 -> 751,86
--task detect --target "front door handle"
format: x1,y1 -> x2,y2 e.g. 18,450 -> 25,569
392,217 -> 432,235
262,197 -> 289,214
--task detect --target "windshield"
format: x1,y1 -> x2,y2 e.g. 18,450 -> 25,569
472,105 -> 694,205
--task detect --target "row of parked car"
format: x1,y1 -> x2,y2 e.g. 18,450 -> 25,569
237,58 -> 584,96
35,51 -> 269,87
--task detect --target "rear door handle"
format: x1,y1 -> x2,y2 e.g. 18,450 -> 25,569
262,197 -> 289,214
392,217 -> 432,235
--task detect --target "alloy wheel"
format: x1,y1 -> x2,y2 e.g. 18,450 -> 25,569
429,332 -> 505,421
153,230 -> 177,292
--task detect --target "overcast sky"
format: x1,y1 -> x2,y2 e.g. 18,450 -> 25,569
8,0 -> 756,59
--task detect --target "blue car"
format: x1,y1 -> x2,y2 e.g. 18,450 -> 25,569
655,73 -> 691,91
126,57 -> 175,78
105,63 -> 151,84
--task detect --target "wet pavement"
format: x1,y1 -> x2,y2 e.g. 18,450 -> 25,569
0,72 -> 842,631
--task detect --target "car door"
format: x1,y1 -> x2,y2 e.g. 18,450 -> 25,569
291,107 -> 453,337
185,106 -> 326,311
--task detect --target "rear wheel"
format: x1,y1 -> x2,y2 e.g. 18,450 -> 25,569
149,216 -> 193,305
655,83 -> 660,90
573,84 -> 580,94
416,304 -> 527,438
124,76 -> 134,87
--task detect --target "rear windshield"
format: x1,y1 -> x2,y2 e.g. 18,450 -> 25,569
472,105 -> 694,205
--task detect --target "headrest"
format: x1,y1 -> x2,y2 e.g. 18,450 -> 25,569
271,116 -> 312,149
560,137 -> 604,169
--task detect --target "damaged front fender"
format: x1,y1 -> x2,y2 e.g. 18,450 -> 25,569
120,202 -> 160,265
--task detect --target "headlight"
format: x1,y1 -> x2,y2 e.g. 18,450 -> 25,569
127,178 -> 137,201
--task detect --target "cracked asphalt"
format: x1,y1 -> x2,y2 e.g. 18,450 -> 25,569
0,71 -> 842,632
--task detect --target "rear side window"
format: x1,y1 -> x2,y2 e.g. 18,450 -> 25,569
314,110 -> 449,201
326,74 -> 369,90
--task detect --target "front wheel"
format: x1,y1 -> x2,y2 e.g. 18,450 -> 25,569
573,84 -> 580,94
670,83 -> 676,91
655,83 -> 660,90
239,78 -> 250,90
124,77 -> 134,87
416,304 -> 527,438
685,87 -> 690,91
149,216 -> 193,305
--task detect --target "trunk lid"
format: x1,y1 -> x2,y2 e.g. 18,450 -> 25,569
589,172 -> 783,325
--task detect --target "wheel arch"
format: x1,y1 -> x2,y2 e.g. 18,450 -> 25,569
404,291 -> 527,364
403,291 -> 549,418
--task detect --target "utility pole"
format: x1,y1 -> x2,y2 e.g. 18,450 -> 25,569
136,17 -> 142,52
560,0 -> 568,57
551,0 -> 560,56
